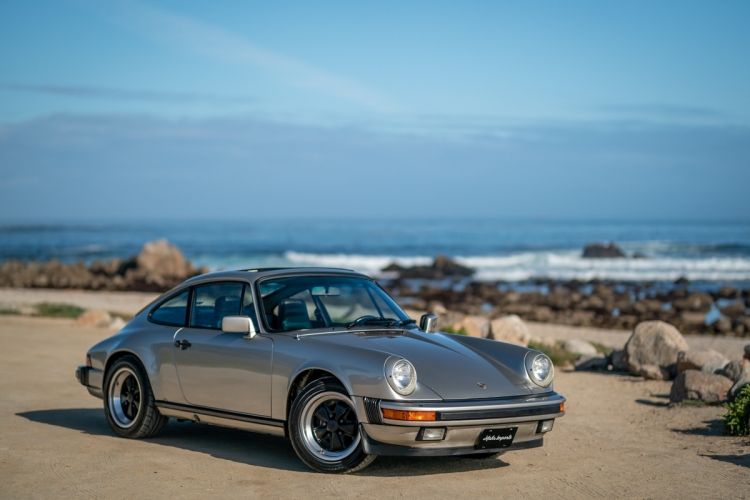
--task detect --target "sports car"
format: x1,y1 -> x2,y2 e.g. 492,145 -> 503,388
76,267 -> 565,473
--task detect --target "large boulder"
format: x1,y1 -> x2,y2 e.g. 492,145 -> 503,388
382,255 -> 474,280
582,243 -> 625,258
73,309 -> 112,328
700,358 -> 730,375
625,321 -> 689,378
136,239 -> 191,279
562,339 -> 599,356
638,364 -> 670,380
722,359 -> 750,382
676,348 -> 726,374
669,370 -> 733,403
452,315 -> 490,338
489,315 -> 531,346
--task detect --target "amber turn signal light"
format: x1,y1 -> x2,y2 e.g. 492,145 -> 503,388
559,402 -> 565,413
382,409 -> 437,421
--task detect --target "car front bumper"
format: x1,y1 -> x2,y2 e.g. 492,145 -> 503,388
354,392 -> 565,457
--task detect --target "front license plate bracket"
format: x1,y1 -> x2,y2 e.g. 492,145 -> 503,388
475,427 -> 518,450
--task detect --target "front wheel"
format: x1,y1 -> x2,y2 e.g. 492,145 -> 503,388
288,378 -> 376,473
103,355 -> 168,438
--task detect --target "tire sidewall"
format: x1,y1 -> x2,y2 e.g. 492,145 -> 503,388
289,378 -> 374,473
103,356 -> 151,438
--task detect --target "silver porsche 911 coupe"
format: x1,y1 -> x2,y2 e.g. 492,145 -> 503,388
76,267 -> 565,473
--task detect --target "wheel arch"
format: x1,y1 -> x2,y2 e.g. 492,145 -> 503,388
104,349 -> 145,379
286,368 -> 345,422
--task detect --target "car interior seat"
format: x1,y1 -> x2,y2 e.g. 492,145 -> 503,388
214,296 -> 240,328
278,298 -> 312,331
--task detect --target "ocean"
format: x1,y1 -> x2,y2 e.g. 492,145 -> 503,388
1,219 -> 749,289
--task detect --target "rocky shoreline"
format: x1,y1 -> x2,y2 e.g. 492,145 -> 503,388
1,241 -> 748,337
382,255 -> 750,337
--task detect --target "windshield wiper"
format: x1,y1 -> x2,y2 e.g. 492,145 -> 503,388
393,318 -> 417,328
346,317 -> 397,329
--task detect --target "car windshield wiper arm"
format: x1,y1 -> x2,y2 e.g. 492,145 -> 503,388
346,317 -> 397,329
393,318 -> 416,327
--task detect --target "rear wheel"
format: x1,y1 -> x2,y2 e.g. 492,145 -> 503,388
289,378 -> 376,473
103,356 -> 168,438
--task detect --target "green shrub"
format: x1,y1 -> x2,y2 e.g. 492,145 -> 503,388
34,303 -> 86,318
443,326 -> 468,335
0,308 -> 21,315
723,385 -> 750,436
527,340 -> 579,366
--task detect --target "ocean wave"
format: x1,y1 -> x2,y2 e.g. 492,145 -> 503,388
275,250 -> 750,282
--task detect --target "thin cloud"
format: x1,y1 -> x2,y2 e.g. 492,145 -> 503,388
0,83 -> 255,104
102,0 -> 396,113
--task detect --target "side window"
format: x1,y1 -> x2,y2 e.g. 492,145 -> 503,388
190,283 -> 243,329
150,290 -> 189,326
242,286 -> 259,331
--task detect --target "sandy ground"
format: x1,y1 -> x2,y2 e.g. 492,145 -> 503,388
0,288 -> 160,317
0,314 -> 748,499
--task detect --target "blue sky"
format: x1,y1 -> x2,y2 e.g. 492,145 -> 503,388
0,0 -> 748,220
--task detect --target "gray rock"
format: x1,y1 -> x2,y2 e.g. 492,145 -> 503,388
676,348 -> 725,374
489,315 -> 531,346
720,301 -> 747,320
625,321 -> 690,378
728,375 -> 750,400
575,353 -> 608,371
638,364 -> 670,380
712,317 -> 732,333
669,370 -> 733,403
562,338 -> 599,356
700,358 -> 730,375
609,349 -> 628,372
582,243 -> 625,258
722,359 -> 750,382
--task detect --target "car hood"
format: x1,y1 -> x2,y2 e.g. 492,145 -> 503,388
308,329 -> 537,400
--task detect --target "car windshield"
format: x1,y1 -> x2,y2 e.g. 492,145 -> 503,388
258,276 -> 409,332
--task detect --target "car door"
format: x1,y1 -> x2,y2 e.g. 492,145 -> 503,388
172,281 -> 273,417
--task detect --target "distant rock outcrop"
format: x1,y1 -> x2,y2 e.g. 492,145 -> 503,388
382,255 -> 474,280
0,239 -> 208,292
582,243 -> 626,258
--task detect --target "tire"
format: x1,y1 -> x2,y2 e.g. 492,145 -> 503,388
288,378 -> 376,473
103,355 -> 168,439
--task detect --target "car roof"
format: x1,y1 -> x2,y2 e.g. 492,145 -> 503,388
181,267 -> 370,286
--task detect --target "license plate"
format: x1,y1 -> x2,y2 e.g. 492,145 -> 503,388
475,427 -> 518,449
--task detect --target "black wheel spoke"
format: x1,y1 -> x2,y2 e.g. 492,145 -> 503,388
338,424 -> 356,437
334,403 -> 347,420
315,407 -> 329,424
314,425 -> 329,441
330,432 -> 342,451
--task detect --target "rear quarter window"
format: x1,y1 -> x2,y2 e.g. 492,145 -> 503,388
149,290 -> 189,326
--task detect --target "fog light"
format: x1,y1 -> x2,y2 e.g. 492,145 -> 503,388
417,427 -> 446,441
537,419 -> 554,433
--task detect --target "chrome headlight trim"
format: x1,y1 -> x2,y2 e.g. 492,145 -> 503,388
525,352 -> 554,388
385,357 -> 417,395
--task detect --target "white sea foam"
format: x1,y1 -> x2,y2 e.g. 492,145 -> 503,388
274,250 -> 750,282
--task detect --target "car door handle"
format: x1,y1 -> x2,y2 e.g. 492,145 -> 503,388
174,339 -> 192,350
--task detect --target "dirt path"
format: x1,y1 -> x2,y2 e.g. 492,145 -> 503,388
0,315 -> 747,499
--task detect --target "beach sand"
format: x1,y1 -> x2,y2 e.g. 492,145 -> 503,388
0,290 -> 747,498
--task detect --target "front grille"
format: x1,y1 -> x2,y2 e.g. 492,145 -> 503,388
438,403 -> 561,422
363,397 -> 383,424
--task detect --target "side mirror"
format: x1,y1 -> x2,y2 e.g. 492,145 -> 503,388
420,313 -> 438,333
221,315 -> 257,339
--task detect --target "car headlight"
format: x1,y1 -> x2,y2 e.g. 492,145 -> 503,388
527,353 -> 554,387
386,358 -> 417,395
